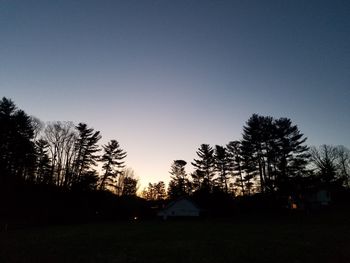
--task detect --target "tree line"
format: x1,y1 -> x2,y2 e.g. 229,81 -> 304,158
1,96 -> 350,206
0,97 -> 138,196
143,115 -> 350,201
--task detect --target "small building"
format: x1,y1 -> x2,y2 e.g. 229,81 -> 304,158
157,197 -> 200,220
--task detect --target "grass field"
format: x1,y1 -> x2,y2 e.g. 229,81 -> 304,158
1,214 -> 350,263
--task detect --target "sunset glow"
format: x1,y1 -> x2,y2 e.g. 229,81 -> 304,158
1,0 -> 349,189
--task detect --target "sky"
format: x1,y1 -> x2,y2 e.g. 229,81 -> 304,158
1,0 -> 349,188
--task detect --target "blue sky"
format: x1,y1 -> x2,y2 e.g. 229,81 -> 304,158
1,0 -> 349,188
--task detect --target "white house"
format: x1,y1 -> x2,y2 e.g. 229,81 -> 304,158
157,197 -> 200,220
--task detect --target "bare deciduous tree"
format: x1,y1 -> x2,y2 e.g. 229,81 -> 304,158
310,145 -> 350,187
44,121 -> 77,186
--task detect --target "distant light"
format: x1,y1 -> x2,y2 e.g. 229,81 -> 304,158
134,216 -> 138,220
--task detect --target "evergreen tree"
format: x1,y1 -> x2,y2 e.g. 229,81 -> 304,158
168,160 -> 190,199
0,97 -> 36,186
116,168 -> 139,196
121,177 -> 138,196
240,142 -> 258,195
34,139 -> 52,184
190,169 -> 205,192
241,114 -> 268,192
214,145 -> 231,193
72,123 -> 101,186
74,170 -> 99,191
191,144 -> 216,192
154,181 -> 167,200
274,117 -> 309,192
99,140 -> 126,190
142,181 -> 166,200
241,114 -> 309,194
227,141 -> 246,195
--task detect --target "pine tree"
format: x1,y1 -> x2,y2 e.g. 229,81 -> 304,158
214,145 -> 231,193
227,141 -> 246,195
72,123 -> 101,186
122,177 -> 138,196
34,139 -> 52,184
241,114 -> 268,192
274,117 -> 309,192
0,97 -> 36,186
99,140 -> 126,190
191,144 -> 216,192
241,114 -> 309,194
168,160 -> 190,199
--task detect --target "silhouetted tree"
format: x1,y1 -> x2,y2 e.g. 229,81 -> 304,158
241,114 -> 309,194
122,177 -> 138,196
155,181 -> 167,200
115,168 -> 139,196
99,140 -> 126,190
309,145 -> 350,187
192,169 -> 209,194
34,139 -> 52,184
241,114 -> 273,192
0,97 -> 36,186
44,121 -> 77,187
72,123 -> 101,187
239,140 -> 259,195
273,117 -> 310,192
168,160 -> 191,199
191,144 -> 216,192
30,116 -> 44,140
337,146 -> 350,188
214,145 -> 231,193
227,141 -> 246,195
74,170 -> 99,191
141,181 -> 166,201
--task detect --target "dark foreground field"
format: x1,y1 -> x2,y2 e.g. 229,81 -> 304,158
1,214 -> 350,263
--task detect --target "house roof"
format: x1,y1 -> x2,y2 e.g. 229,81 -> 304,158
163,196 -> 201,211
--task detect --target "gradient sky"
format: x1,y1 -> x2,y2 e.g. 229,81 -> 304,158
1,0 -> 349,188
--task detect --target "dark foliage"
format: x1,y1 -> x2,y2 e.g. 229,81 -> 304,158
1,97 -> 350,226
0,97 -> 36,187
191,144 -> 216,193
168,160 -> 191,199
241,114 -> 310,194
100,140 -> 127,190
